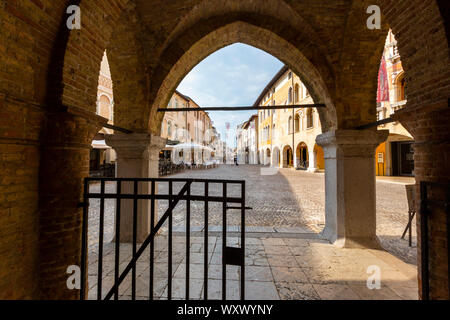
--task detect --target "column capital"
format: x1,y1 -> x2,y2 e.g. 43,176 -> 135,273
105,133 -> 167,159
316,130 -> 389,158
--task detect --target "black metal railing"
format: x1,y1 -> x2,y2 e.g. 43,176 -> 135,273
419,181 -> 450,300
80,177 -> 246,300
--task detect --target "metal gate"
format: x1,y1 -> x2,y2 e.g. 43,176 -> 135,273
80,178 -> 247,300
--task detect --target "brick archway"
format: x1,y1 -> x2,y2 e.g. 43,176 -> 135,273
1,0 -> 449,300
149,21 -> 338,135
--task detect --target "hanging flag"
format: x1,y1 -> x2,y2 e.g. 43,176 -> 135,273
225,122 -> 230,130
377,56 -> 390,102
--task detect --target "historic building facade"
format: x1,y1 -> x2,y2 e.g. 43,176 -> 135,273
1,2 -> 448,300
375,30 -> 414,176
236,114 -> 259,164
160,91 -> 213,146
254,31 -> 412,177
256,66 -> 325,171
91,52 -> 116,173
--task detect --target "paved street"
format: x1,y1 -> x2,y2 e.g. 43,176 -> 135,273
87,164 -> 418,300
87,233 -> 417,300
89,165 -> 416,263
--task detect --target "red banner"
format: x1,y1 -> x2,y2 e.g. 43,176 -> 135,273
377,56 -> 390,102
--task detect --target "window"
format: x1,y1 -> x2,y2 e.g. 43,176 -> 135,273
288,87 -> 293,104
306,109 -> 314,128
295,114 -> 300,132
272,124 -> 276,139
294,84 -> 300,102
175,98 -> 178,108
288,116 -> 293,134
288,72 -> 292,79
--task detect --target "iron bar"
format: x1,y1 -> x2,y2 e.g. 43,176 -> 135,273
78,193 -> 243,203
186,182 -> 191,300
132,180 -> 138,300
114,181 -> 121,300
356,117 -> 396,130
158,104 -> 326,112
204,182 -> 209,300
222,182 -> 227,300
168,181 -> 173,300
241,181 -> 246,301
103,123 -> 133,134
97,180 -> 105,300
150,180 -> 155,300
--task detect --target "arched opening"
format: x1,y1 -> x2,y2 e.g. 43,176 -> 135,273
294,84 -> 300,103
2,0 -> 450,301
282,145 -> 294,168
294,114 -> 300,133
296,143 -> 309,170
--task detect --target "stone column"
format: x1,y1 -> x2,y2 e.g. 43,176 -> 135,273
39,107 -> 106,299
105,133 -> 166,243
316,130 -> 388,248
307,149 -> 318,172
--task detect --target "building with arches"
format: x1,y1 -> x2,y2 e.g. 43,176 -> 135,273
0,1 -> 448,300
236,114 -> 259,164
256,66 -> 324,171
375,30 -> 414,176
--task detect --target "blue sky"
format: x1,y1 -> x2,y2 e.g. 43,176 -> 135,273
177,43 -> 283,147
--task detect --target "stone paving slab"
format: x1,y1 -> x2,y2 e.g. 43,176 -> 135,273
88,232 -> 418,300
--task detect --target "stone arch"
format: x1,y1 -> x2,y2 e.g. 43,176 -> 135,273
296,142 -> 309,169
282,144 -> 294,168
2,0 -> 450,300
149,20 -> 337,135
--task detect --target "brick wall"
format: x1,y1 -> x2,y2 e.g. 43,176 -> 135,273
0,0 -> 448,299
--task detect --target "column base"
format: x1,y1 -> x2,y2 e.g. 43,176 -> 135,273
321,226 -> 382,249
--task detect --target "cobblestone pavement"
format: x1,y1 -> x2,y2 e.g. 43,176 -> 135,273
87,165 -> 417,267
87,233 -> 418,300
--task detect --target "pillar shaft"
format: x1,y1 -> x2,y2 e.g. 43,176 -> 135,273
39,109 -> 105,299
105,134 -> 166,243
316,130 -> 389,248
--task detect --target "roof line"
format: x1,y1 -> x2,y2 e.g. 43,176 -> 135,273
252,65 -> 289,107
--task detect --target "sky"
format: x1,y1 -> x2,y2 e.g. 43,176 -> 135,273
177,43 -> 283,147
